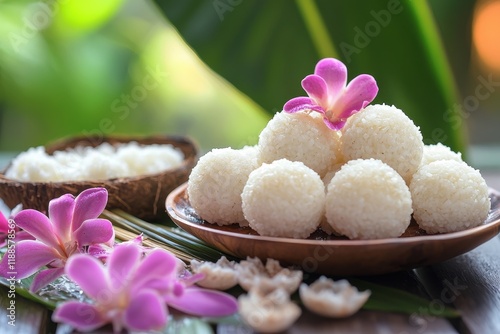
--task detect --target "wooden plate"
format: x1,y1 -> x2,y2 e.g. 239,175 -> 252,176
166,183 -> 500,276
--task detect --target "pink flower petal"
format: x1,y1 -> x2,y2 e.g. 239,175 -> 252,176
66,254 -> 109,300
283,97 -> 325,114
131,234 -> 143,245
144,278 -> 184,297
14,210 -> 60,250
52,301 -> 107,332
0,212 -> 8,234
72,188 -> 108,232
314,58 -> 347,98
124,290 -> 167,331
73,218 -> 114,247
323,117 -> 348,131
104,230 -> 116,247
132,248 -> 179,288
14,231 -> 35,243
30,267 -> 65,293
107,243 -> 140,289
336,74 -> 378,119
0,240 -> 58,279
48,194 -> 75,243
166,287 -> 238,317
181,272 -> 205,286
301,75 -> 328,106
88,244 -> 112,261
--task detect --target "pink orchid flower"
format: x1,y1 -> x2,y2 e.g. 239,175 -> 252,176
53,243 -> 238,333
88,233 -> 144,261
0,205 -> 34,247
284,58 -> 379,130
0,188 -> 115,292
0,211 -> 11,248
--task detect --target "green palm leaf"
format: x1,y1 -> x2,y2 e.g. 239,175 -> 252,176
151,0 -> 466,153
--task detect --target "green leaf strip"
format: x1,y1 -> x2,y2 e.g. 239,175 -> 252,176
295,0 -> 340,59
102,210 -> 229,262
407,0 -> 467,153
351,278 -> 460,318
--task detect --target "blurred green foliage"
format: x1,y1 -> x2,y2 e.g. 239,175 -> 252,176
0,0 -> 268,152
0,0 -> 134,147
0,0 -> 478,155
153,0 -> 468,153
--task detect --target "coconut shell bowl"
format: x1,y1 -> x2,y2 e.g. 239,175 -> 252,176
0,135 -> 198,220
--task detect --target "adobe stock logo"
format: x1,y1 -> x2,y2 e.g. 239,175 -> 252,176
339,0 -> 404,63
82,65 -> 168,145
428,74 -> 500,145
9,0 -> 70,53
213,0 -> 243,21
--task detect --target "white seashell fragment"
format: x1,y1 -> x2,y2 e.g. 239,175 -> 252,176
299,276 -> 370,318
236,257 -> 302,293
239,287 -> 301,333
190,256 -> 238,290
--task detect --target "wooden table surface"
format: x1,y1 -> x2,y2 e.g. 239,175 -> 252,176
1,171 -> 500,334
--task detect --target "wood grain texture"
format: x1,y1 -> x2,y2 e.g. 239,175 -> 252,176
418,236 -> 500,334
218,310 -> 458,334
0,286 -> 55,334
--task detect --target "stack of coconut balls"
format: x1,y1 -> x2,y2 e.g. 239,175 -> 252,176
187,104 -> 491,240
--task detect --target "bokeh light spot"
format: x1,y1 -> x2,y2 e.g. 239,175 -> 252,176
474,1 -> 500,71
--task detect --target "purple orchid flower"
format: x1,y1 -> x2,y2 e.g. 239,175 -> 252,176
52,243 -> 238,333
0,212 -> 10,248
88,233 -> 144,261
284,58 -> 379,130
0,205 -> 34,247
0,188 -> 115,292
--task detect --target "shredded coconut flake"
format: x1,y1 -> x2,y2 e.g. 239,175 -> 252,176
187,146 -> 259,226
341,104 -> 423,182
325,159 -> 413,239
242,159 -> 325,238
410,160 -> 490,233
5,142 -> 184,182
420,143 -> 463,167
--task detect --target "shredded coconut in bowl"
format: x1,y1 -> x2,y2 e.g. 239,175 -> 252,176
5,142 -> 184,182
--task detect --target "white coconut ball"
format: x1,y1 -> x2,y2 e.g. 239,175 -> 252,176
410,160 -> 490,233
241,159 -> 325,238
325,159 -> 413,240
420,143 -> 463,166
341,104 -> 423,182
257,111 -> 342,177
187,147 -> 258,226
